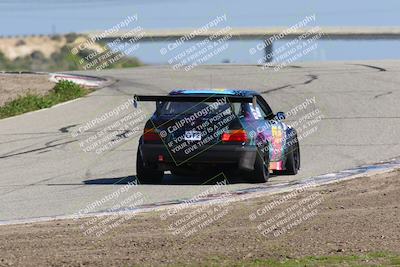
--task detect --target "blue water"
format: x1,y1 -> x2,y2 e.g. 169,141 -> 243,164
1,0 -> 400,63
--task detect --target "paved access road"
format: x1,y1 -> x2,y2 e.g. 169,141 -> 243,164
1,61 -> 399,222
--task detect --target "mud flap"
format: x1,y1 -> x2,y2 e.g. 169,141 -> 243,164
238,150 -> 257,171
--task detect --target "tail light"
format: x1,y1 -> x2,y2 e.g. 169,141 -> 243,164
143,128 -> 161,141
221,129 -> 248,142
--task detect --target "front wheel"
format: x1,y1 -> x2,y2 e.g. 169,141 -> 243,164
136,149 -> 164,184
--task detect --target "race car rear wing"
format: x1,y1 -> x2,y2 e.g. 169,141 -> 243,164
134,94 -> 255,103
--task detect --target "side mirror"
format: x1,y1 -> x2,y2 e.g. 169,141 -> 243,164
275,111 -> 286,121
155,101 -> 163,115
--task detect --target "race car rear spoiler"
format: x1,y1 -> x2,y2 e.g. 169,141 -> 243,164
134,94 -> 255,103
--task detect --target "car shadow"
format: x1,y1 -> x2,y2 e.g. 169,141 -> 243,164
83,175 -> 136,185
83,173 -> 277,185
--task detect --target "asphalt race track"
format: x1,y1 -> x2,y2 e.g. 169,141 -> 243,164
1,61 -> 399,222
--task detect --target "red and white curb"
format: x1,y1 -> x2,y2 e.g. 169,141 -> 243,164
0,71 -> 114,88
48,73 -> 113,88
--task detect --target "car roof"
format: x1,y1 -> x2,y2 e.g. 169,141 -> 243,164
169,89 -> 259,97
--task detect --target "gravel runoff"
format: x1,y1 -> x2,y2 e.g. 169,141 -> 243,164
0,74 -> 54,106
0,169 -> 399,266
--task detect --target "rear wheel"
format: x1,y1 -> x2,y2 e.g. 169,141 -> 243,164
136,149 -> 164,184
283,143 -> 300,175
246,147 -> 270,183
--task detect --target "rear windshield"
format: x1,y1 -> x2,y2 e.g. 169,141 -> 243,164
158,101 -> 242,116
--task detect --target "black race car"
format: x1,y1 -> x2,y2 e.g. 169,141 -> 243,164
135,89 -> 300,183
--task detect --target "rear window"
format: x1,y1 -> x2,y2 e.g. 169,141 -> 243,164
158,101 -> 241,116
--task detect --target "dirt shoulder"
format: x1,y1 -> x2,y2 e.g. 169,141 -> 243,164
1,170 -> 399,266
0,74 -> 54,106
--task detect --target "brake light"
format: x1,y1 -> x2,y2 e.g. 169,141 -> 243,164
143,128 -> 161,141
221,129 -> 248,142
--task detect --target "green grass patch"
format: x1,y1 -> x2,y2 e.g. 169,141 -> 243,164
0,80 -> 90,119
238,252 -> 400,267
193,252 -> 400,267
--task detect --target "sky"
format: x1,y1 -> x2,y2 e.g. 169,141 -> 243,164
0,0 -> 399,63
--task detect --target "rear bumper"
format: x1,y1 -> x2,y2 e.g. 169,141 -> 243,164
140,143 -> 257,171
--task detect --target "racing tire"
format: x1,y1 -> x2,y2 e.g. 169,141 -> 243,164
283,142 -> 300,175
136,149 -> 164,184
246,147 -> 270,183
